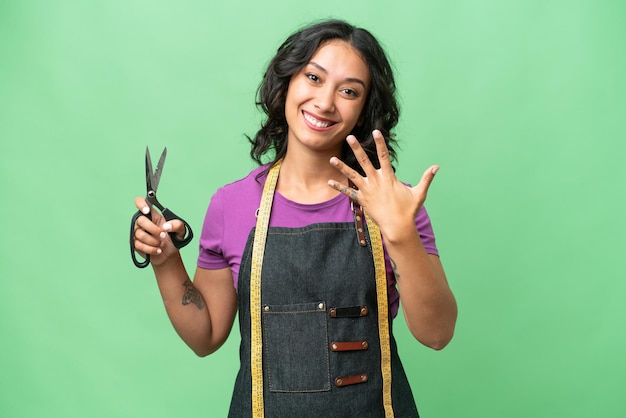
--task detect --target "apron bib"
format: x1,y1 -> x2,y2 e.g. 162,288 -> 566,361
228,161 -> 419,417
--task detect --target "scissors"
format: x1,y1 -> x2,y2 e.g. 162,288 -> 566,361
130,147 -> 193,268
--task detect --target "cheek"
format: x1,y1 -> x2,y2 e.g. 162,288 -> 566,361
348,102 -> 367,127
284,81 -> 305,112
284,93 -> 298,121
283,88 -> 297,118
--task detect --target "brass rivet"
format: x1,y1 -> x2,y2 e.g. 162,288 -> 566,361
318,302 -> 324,310
263,306 -> 270,312
360,240 -> 366,245
355,215 -> 361,221
360,307 -> 367,315
361,375 -> 367,381
332,343 -> 338,350
336,379 -> 343,386
362,341 -> 368,349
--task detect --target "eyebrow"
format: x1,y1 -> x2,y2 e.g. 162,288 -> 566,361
308,61 -> 367,89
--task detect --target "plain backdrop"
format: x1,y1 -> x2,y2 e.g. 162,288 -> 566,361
1,1 -> 625,417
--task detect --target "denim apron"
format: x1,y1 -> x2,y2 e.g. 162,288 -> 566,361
228,163 -> 419,417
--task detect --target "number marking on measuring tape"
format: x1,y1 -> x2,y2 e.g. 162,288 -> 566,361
365,212 -> 394,418
249,160 -> 281,418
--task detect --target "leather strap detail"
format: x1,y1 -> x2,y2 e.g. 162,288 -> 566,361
330,341 -> 369,351
349,180 -> 367,247
335,373 -> 368,387
329,306 -> 369,318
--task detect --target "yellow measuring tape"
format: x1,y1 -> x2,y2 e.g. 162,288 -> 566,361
249,160 -> 393,417
365,212 -> 394,417
250,160 -> 281,418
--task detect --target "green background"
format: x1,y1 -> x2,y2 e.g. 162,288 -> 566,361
1,0 -> 625,417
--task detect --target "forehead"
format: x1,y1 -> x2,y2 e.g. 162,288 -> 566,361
308,39 -> 370,85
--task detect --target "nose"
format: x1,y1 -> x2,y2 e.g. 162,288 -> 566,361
314,85 -> 336,113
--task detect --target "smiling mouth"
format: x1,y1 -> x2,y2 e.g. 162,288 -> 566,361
303,111 -> 335,129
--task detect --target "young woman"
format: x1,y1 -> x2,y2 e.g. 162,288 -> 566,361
133,19 -> 457,417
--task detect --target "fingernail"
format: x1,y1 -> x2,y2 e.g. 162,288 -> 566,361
156,248 -> 162,255
346,135 -> 356,144
141,206 -> 150,214
432,166 -> 439,175
159,232 -> 167,239
163,222 -> 172,231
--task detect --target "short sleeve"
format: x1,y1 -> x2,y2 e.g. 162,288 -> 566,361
416,205 -> 438,256
197,189 -> 230,270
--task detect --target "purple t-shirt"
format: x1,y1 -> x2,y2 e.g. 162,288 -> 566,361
198,165 -> 439,318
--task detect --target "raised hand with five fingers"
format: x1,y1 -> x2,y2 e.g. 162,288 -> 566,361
328,129 -> 439,245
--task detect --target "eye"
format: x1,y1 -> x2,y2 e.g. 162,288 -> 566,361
306,73 -> 320,83
341,88 -> 360,98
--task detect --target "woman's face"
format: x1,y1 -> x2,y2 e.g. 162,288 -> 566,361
284,39 -> 371,156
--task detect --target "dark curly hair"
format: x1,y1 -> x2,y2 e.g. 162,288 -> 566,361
249,19 -> 399,176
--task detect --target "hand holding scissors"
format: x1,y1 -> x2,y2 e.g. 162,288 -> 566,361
130,147 -> 193,268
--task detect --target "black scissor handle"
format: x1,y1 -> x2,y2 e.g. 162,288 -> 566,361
130,210 -> 151,268
130,208 -> 194,268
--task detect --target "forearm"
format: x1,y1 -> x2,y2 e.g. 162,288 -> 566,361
152,255 -> 222,356
385,229 -> 457,350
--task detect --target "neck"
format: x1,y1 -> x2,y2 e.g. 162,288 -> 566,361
276,151 -> 346,204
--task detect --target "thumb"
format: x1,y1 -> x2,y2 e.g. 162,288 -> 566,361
412,165 -> 439,201
162,219 -> 187,241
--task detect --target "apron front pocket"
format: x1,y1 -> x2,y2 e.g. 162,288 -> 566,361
262,301 -> 330,393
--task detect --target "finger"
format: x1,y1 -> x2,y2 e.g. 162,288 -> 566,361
134,196 -> 150,215
133,226 -> 161,247
345,135 -> 377,176
132,220 -> 163,257
329,154 -> 363,188
327,179 -> 360,203
134,213 -> 162,239
133,236 -> 162,256
372,130 -> 393,172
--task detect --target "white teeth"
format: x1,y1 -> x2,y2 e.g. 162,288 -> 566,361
304,112 -> 332,128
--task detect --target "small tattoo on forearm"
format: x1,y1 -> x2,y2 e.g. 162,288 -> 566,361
182,281 -> 205,310
391,258 -> 400,281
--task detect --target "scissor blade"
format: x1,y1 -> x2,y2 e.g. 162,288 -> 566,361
145,146 -> 154,192
151,147 -> 167,192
